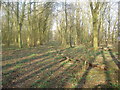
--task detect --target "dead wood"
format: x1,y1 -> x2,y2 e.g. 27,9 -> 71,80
57,51 -> 108,70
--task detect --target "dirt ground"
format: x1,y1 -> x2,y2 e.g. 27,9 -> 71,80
2,45 -> 120,88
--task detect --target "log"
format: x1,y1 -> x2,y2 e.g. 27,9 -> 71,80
57,51 -> 108,70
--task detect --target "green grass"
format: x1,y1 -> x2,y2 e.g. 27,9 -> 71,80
60,61 -> 69,66
3,52 -> 54,69
55,56 -> 63,60
109,83 -> 120,88
2,80 -> 7,85
36,81 -> 50,88
69,78 -> 78,83
2,44 -> 119,88
30,54 -> 37,57
3,63 -> 25,76
104,70 -> 114,74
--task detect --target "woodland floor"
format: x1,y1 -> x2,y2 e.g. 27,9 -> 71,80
2,42 -> 120,88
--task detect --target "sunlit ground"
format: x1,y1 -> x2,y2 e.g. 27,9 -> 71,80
2,43 -> 119,88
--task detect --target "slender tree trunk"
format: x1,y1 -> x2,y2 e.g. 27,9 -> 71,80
18,2 -> 25,48
27,0 -> 31,47
76,6 -> 81,45
69,26 -> 72,47
18,23 -> 22,48
107,3 -> 111,46
118,2 -> 120,60
112,26 -> 115,45
112,20 -> 117,44
105,29 -> 108,47
7,1 -> 10,47
33,2 -> 36,47
98,19 -> 101,46
64,0 -> 67,46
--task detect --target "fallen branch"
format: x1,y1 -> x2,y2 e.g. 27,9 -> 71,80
69,58 -> 108,70
57,50 -> 108,70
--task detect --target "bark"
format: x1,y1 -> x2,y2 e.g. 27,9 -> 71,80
7,1 -> 10,47
18,2 -> 26,48
90,2 -> 101,50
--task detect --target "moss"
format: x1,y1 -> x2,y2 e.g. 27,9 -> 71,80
30,54 -> 36,57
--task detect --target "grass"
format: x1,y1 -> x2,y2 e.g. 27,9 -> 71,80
30,54 -> 37,57
32,80 -> 51,88
3,52 -> 55,69
109,83 -> 120,88
60,61 -> 69,66
2,45 -> 120,88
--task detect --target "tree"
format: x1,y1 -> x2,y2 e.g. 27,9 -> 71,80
17,1 -> 26,48
90,2 -> 101,50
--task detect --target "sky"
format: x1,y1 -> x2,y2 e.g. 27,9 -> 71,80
1,0 -> 120,2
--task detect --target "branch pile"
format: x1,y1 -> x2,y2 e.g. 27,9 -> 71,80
56,49 -> 108,70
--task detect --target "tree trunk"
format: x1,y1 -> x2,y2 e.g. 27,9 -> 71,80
92,11 -> 98,50
64,0 -> 67,46
18,23 -> 22,48
90,2 -> 100,50
18,2 -> 25,48
7,1 -> 10,47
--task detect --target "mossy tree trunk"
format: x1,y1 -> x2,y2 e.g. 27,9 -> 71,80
90,2 -> 100,50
